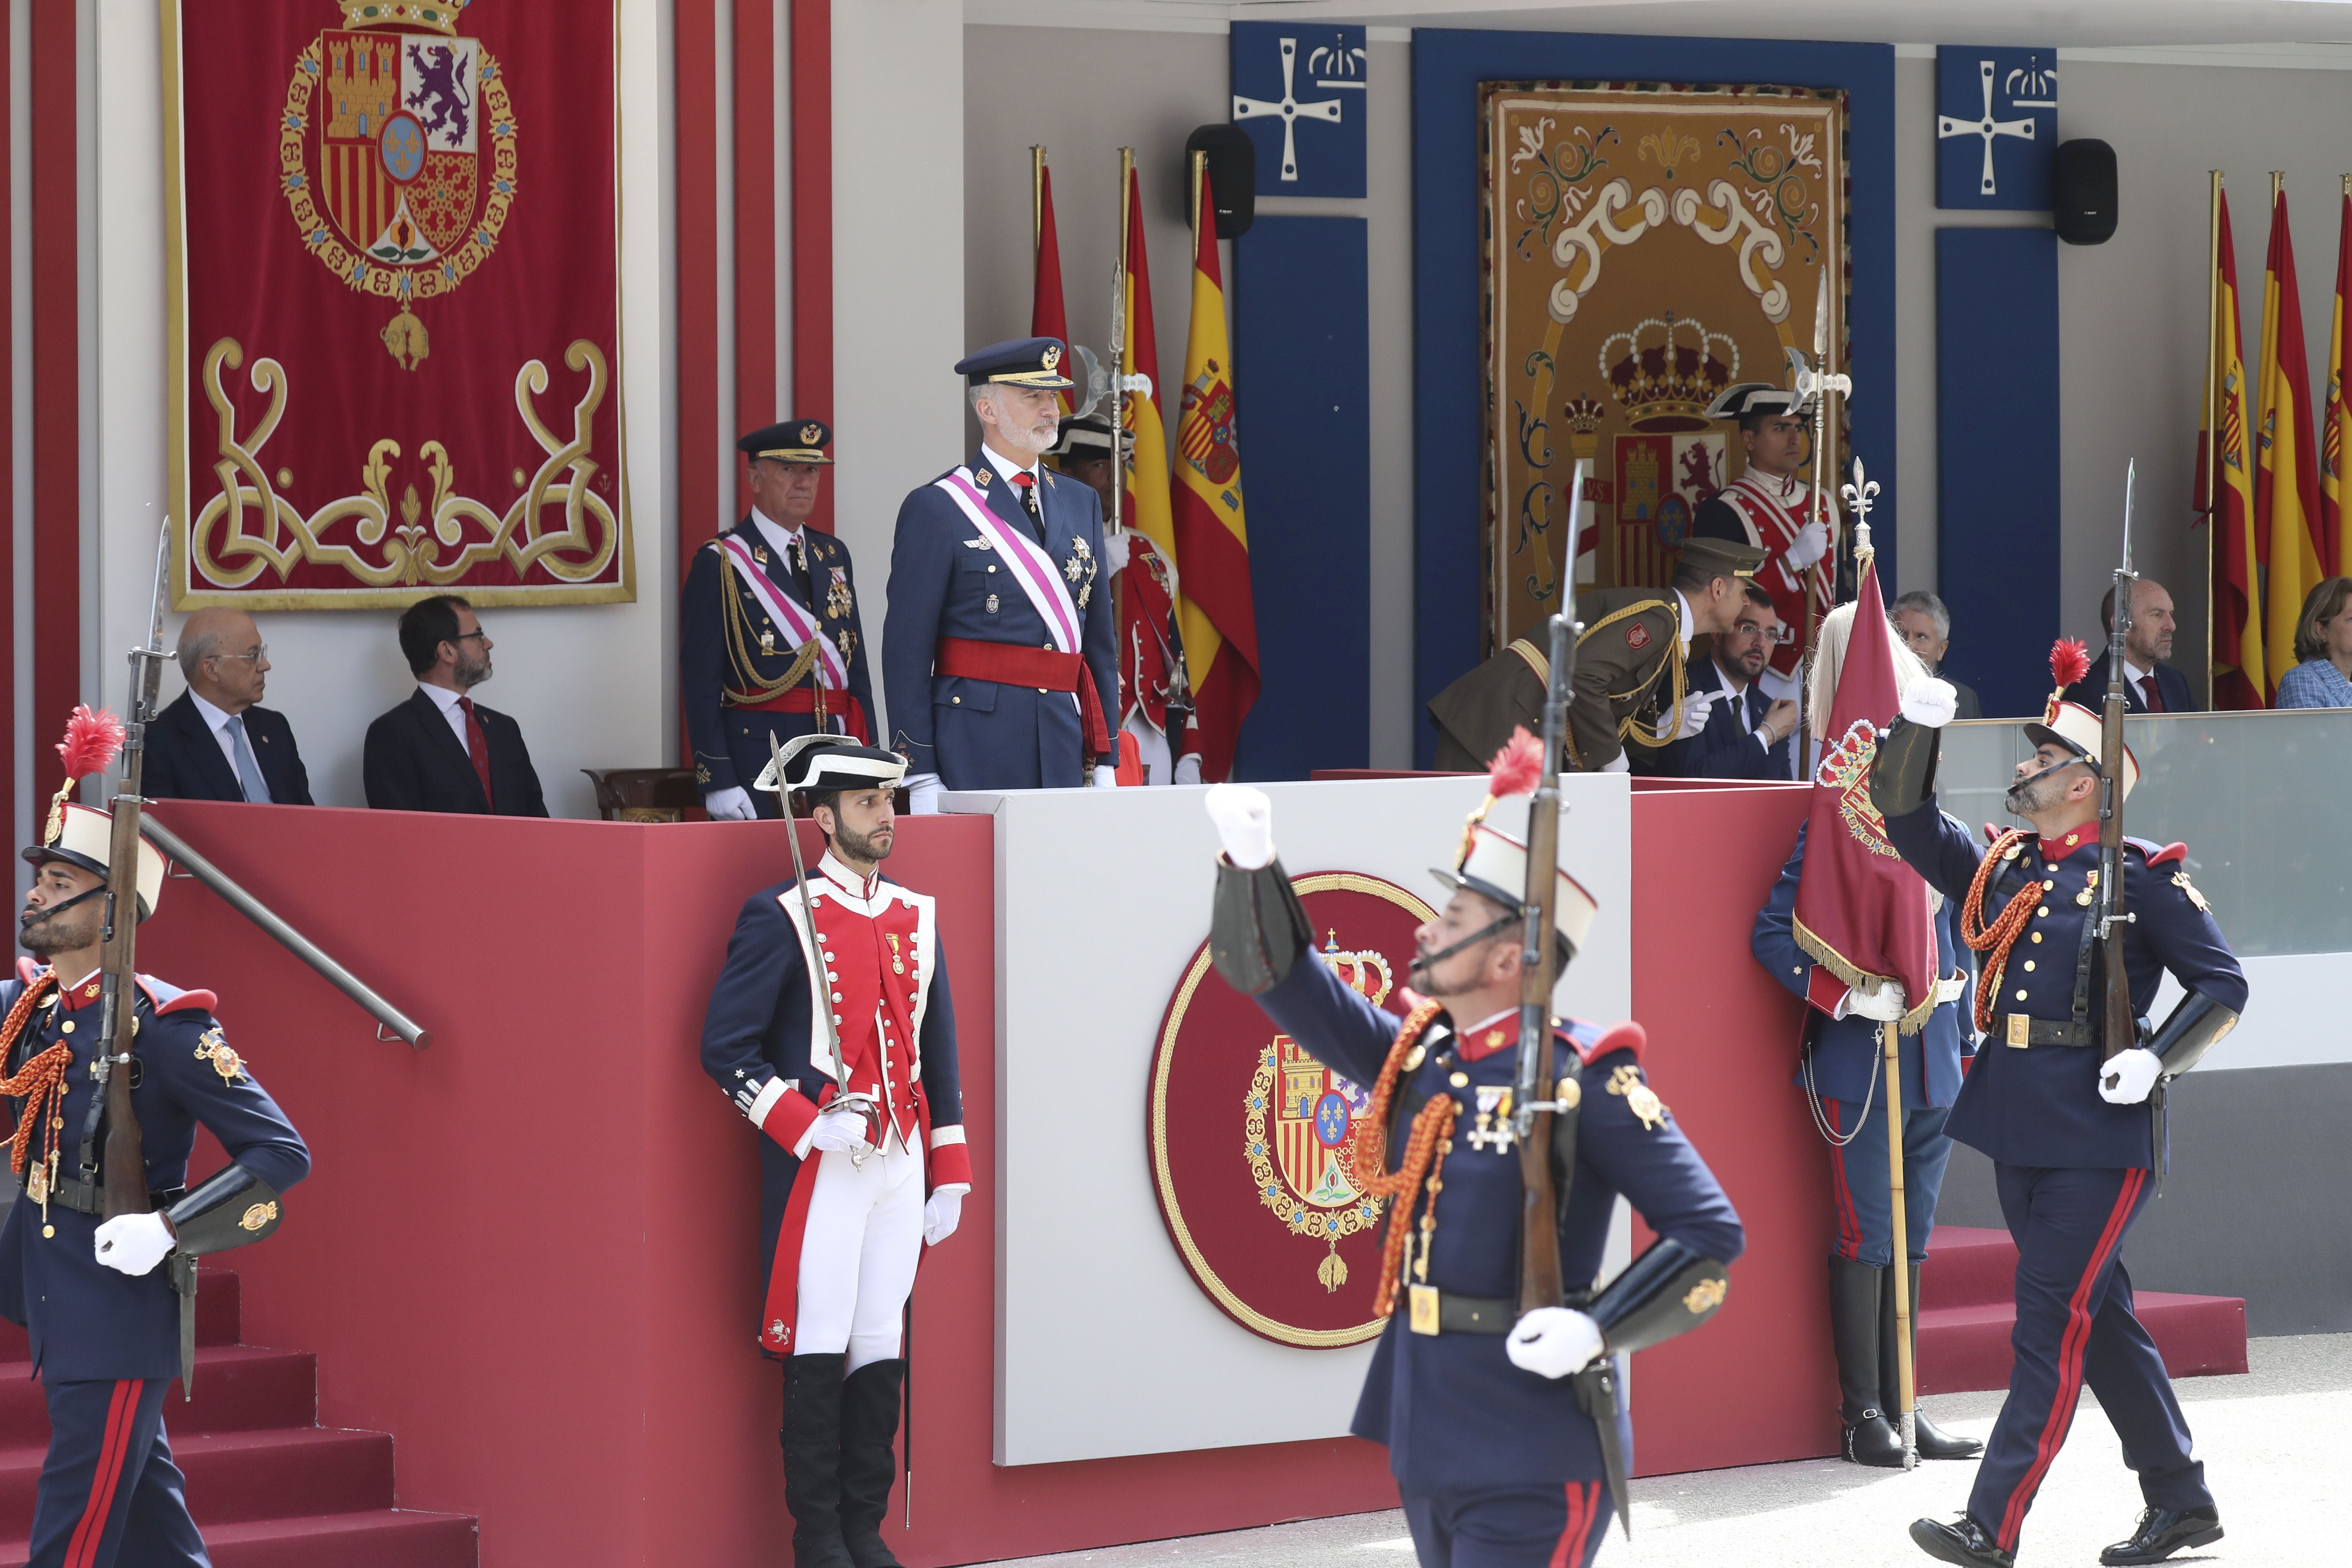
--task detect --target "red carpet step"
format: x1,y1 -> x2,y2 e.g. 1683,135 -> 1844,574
0,1267 -> 474,1568
1916,1225 -> 2249,1396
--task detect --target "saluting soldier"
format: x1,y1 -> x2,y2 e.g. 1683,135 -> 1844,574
683,420 -> 876,821
699,737 -> 971,1568
1692,383 -> 1837,695
1873,648 -> 2247,1568
1,734 -> 309,1568
881,339 -> 1121,812
1201,747 -> 1743,1567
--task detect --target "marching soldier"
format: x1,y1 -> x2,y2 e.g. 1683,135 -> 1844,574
699,737 -> 971,1568
1201,744 -> 1743,1567
683,420 -> 876,821
1,727 -> 310,1568
1872,649 -> 2246,1568
1692,383 -> 1837,695
881,339 -> 1121,811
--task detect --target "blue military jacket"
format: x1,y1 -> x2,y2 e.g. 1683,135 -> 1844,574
681,514 -> 877,796
880,450 -> 1121,790
1752,823 -> 1977,1109
1254,951 -> 1744,1494
0,967 -> 309,1381
1883,802 -> 2248,1169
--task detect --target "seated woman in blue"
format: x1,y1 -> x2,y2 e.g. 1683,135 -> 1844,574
2274,575 -> 2352,709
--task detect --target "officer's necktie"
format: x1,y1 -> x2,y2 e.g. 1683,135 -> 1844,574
2138,674 -> 2165,713
223,714 -> 271,804
1010,472 -> 1045,544
787,535 -> 815,608
457,696 -> 496,811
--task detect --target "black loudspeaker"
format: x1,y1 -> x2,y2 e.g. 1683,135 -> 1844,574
2053,139 -> 2117,245
1183,125 -> 1256,239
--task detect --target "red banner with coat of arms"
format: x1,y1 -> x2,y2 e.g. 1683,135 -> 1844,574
164,0 -> 629,609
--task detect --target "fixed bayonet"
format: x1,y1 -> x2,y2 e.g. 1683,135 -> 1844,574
2095,463 -> 2138,1058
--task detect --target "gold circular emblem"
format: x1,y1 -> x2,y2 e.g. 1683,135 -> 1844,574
238,1201 -> 280,1232
799,423 -> 823,444
1682,1276 -> 1728,1315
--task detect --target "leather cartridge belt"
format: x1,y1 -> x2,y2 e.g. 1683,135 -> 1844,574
42,1179 -> 184,1218
1998,1014 -> 2091,1049
935,637 -> 1112,753
1407,1286 -> 1595,1336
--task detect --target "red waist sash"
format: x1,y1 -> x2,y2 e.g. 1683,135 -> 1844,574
724,686 -> 871,745
935,637 -> 1113,754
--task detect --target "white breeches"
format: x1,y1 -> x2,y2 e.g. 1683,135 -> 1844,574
795,1136 -> 925,1371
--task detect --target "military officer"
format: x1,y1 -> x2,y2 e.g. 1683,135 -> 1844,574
1,739 -> 310,1568
1202,744 -> 1743,1567
683,419 -> 876,821
1872,648 -> 2247,1568
1692,383 -> 1837,692
881,339 -> 1121,810
699,737 -> 971,1568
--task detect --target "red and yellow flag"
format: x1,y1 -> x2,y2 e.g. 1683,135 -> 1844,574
2324,190 -> 2352,579
2256,189 -> 2329,690
1122,165 -> 1176,574
2202,190 -> 2266,708
1170,174 -> 1260,781
1031,161 -> 1072,415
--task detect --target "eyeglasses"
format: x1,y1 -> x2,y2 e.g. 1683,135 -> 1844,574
1737,623 -> 1796,645
450,630 -> 490,643
209,644 -> 268,664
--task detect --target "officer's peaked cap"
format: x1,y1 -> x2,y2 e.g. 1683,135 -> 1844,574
956,337 -> 1075,389
739,419 -> 833,465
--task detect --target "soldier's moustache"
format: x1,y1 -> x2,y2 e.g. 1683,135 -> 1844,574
2003,755 -> 2084,815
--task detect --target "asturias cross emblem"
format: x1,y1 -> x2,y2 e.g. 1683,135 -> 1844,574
1232,37 -> 1343,182
1937,59 -> 2036,197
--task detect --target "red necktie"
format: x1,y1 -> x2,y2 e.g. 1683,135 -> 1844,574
458,695 -> 495,810
1009,472 -> 1044,540
2138,674 -> 2164,713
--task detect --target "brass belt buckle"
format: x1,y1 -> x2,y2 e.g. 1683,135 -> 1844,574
2006,1014 -> 2031,1049
1408,1285 -> 1442,1335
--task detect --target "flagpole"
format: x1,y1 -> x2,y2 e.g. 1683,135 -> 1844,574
1113,148 -> 1132,542
1031,145 -> 1045,254
1883,1017 -> 1917,1468
2206,172 -> 2222,704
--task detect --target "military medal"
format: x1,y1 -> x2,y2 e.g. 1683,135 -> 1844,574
886,934 -> 906,976
985,594 -> 999,614
1607,1063 -> 1668,1130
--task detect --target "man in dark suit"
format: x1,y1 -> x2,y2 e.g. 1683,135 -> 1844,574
363,595 -> 548,817
1645,584 -> 1800,779
2064,577 -> 2195,714
145,607 -> 314,804
1891,591 -> 1984,720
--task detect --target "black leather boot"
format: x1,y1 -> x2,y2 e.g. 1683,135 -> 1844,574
838,1359 -> 907,1568
2100,1506 -> 2223,1565
1909,1514 -> 2013,1567
782,1354 -> 855,1568
1829,1257 -> 1905,1466
1884,1261 -> 1983,1460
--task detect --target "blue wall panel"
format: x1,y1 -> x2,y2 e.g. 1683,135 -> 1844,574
1232,215 -> 1371,780
1411,31 -> 1898,766
1935,227 -> 2059,720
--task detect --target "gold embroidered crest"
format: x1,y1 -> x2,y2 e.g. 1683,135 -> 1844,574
799,423 -> 823,445
2171,870 -> 2211,913
195,1029 -> 248,1084
1606,1063 -> 1666,1130
238,1201 -> 279,1232
1683,1277 -> 1728,1314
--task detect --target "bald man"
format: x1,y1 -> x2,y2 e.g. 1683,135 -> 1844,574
145,607 -> 315,805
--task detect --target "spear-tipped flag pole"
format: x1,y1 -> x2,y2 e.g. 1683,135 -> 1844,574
1792,266 -> 1852,744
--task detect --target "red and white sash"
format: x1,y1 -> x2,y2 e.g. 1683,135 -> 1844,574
717,534 -> 849,689
933,469 -> 1083,655
1719,472 -> 1835,601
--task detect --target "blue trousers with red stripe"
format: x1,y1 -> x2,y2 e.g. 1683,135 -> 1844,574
28,1378 -> 208,1568
1403,1481 -> 1611,1567
1822,1098 -> 1953,1266
1967,1165 -> 2211,1556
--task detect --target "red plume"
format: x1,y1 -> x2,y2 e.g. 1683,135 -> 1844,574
2049,638 -> 2091,692
55,705 -> 125,784
1485,726 -> 1544,799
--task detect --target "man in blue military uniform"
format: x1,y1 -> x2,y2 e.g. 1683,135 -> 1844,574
1871,649 -> 2247,1568
1,768 -> 309,1567
1752,604 -> 1981,1467
1201,755 -> 1743,1567
683,419 -> 877,821
882,338 -> 1120,812
700,737 -> 970,1568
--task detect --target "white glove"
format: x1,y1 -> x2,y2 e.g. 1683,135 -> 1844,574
1102,532 -> 1132,575
1505,1306 -> 1605,1380
1840,982 -> 1908,1022
1173,753 -> 1204,786
923,1189 -> 964,1246
1783,518 -> 1831,570
1092,764 -> 1119,789
702,786 -> 756,822
1205,784 -> 1275,869
1657,689 -> 1721,742
94,1212 -> 175,1277
1901,677 -> 1959,729
2099,1047 -> 2164,1105
905,774 -> 944,815
809,1106 -> 874,1156
1600,752 -> 1629,773
1935,974 -> 1968,1006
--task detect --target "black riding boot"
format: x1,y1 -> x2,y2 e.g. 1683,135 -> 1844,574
782,1354 -> 855,1568
1829,1256 -> 1905,1466
1883,1261 -> 1984,1460
838,1359 -> 907,1568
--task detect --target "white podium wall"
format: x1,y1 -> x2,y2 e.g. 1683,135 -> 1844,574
941,777 -> 1632,1467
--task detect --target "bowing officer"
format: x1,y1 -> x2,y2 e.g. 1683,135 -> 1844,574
881,339 -> 1120,812
683,420 -> 876,822
1201,742 -> 1743,1567
1,729 -> 310,1568
1873,644 -> 2247,1568
1559,536 -> 1767,773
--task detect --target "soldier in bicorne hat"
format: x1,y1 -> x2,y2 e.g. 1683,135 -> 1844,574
1692,382 -> 1838,696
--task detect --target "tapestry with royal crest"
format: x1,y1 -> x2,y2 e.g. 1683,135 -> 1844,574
1147,874 -> 1433,1349
164,0 -> 628,609
1482,82 -> 1848,652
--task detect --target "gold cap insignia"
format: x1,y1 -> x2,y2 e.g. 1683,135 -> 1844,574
799,423 -> 823,444
1041,344 -> 1063,370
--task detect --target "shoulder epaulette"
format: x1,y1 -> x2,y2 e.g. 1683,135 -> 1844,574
2125,836 -> 2189,865
1568,1018 -> 1645,1066
15,957 -> 39,987
132,974 -> 218,1016
1982,823 -> 2005,844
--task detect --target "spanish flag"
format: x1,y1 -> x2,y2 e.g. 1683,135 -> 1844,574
1031,160 -> 1072,415
2202,190 -> 2265,707
1122,164 -> 1175,575
1170,173 -> 1260,781
2324,188 -> 2352,579
2256,188 -> 2328,691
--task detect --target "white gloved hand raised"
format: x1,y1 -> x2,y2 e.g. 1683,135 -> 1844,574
1505,1306 -> 1605,1380
923,1189 -> 964,1246
1173,754 -> 1204,786
94,1213 -> 175,1277
809,1106 -> 875,1156
1657,689 -> 1721,742
1092,764 -> 1120,789
905,774 -> 944,815
1783,518 -> 1831,570
702,786 -> 757,822
1901,677 -> 1960,729
2099,1047 -> 2164,1105
1204,783 -> 1275,869
1840,981 -> 1908,1023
